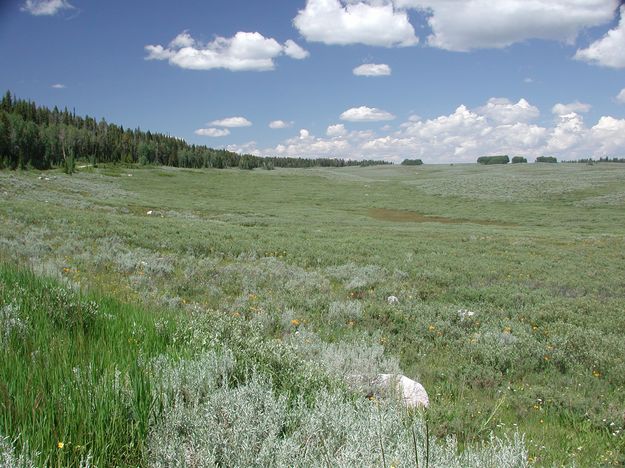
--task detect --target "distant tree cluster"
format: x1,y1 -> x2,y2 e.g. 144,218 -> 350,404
535,156 -> 557,163
0,91 -> 390,171
565,157 -> 625,164
477,155 -> 510,165
401,159 -> 423,166
475,155 -> 564,165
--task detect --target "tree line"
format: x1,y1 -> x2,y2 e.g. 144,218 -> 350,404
0,91 -> 389,171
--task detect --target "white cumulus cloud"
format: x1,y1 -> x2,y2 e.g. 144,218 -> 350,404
50,83 -> 66,89
210,117 -> 252,128
476,98 -> 540,124
146,31 -> 308,72
617,88 -> 625,104
353,63 -> 392,76
395,0 -> 618,51
21,0 -> 73,16
340,106 -> 396,122
195,128 -> 231,137
293,0 -> 418,47
269,120 -> 293,129
283,40 -> 310,59
589,115 -> 625,154
575,5 -> 625,68
327,124 -> 348,137
552,101 -> 592,115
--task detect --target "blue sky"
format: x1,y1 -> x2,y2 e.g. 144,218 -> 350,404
1,0 -> 625,162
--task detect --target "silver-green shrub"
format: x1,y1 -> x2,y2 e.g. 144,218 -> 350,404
0,302 -> 26,345
0,435 -> 36,468
288,330 -> 401,378
327,300 -> 364,323
326,263 -> 387,290
147,352 -> 528,468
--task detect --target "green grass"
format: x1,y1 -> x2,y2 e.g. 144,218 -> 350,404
0,265 -> 179,466
1,162 -> 625,465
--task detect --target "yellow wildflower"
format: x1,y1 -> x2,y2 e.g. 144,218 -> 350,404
291,319 -> 300,326
57,441 -> 64,449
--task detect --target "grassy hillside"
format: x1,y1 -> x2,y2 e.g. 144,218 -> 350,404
1,162 -> 624,465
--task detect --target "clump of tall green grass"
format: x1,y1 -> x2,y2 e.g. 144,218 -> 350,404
0,265 -> 178,466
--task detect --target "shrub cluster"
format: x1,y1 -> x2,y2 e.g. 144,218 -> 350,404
511,156 -> 527,164
535,156 -> 557,163
401,158 -> 424,165
477,155 -> 509,165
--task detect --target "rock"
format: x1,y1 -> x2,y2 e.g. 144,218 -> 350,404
387,295 -> 399,305
373,374 -> 429,408
348,373 -> 429,409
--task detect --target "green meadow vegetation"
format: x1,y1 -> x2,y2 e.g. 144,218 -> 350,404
1,162 -> 625,466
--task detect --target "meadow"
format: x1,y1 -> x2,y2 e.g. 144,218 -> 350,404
1,162 -> 624,466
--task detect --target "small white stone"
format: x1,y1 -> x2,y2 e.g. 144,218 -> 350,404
387,295 -> 399,305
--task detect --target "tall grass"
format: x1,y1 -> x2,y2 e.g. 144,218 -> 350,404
0,265 -> 177,466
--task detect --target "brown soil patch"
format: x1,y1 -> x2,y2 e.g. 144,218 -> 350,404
368,208 -> 515,226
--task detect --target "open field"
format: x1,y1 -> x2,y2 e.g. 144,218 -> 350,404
1,162 -> 625,466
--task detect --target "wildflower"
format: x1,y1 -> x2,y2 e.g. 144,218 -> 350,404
57,441 -> 64,449
543,355 -> 550,361
503,326 -> 512,334
428,325 -> 436,331
592,370 -> 601,378
291,319 -> 300,326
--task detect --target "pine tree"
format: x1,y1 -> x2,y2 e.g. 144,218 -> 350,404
1,91 -> 13,113
0,112 -> 12,168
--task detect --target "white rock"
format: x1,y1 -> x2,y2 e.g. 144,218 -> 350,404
373,374 -> 429,408
147,210 -> 153,215
348,373 -> 429,409
387,295 -> 399,305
